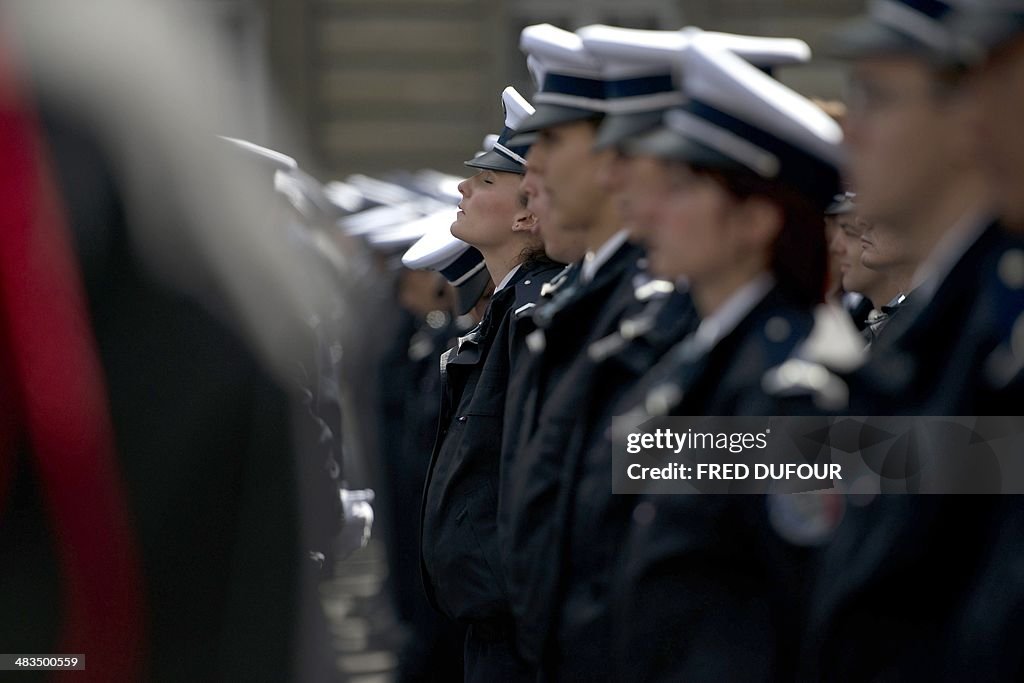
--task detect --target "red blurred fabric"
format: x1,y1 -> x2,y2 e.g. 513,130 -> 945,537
0,32 -> 146,681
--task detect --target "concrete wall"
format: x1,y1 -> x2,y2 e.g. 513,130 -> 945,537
263,0 -> 866,180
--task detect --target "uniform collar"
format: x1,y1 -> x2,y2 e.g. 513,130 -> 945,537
910,208 -> 992,305
580,229 -> 630,284
687,272 -> 775,359
494,263 -> 523,294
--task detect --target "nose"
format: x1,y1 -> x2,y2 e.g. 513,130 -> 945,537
457,178 -> 469,197
828,228 -> 844,256
610,152 -> 630,187
520,169 -> 538,198
525,145 -> 545,176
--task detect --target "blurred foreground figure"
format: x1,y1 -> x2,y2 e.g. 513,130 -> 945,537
0,1 -> 343,681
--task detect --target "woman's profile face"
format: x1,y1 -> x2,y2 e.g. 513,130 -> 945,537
451,170 -> 524,250
646,164 -> 739,282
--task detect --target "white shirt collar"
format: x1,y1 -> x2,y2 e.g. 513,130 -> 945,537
688,273 -> 775,358
580,229 -> 630,284
494,263 -> 523,294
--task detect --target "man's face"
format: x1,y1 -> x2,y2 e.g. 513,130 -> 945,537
397,269 -> 452,316
526,120 -> 615,234
520,164 -> 585,263
970,34 -> 1024,230
843,58 -> 976,228
860,218 -> 915,274
620,155 -> 677,246
829,214 -> 885,296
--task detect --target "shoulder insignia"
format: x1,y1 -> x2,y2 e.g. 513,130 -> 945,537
514,302 -> 537,320
526,328 -> 546,354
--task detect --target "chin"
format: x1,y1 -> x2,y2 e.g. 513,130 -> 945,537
646,252 -> 677,281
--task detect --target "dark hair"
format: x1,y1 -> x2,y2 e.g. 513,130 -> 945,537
696,166 -> 829,307
518,241 -> 560,268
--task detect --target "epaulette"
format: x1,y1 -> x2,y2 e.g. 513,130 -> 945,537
540,263 -> 577,298
587,308 -> 658,363
514,302 -> 537,320
761,358 -> 850,411
760,304 -> 866,411
526,328 -> 546,354
791,303 -> 867,373
633,278 -> 675,303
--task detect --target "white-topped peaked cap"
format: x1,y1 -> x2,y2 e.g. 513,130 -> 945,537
482,134 -> 500,152
364,208 -> 452,252
511,24 -> 609,137
625,35 -> 844,206
219,137 -> 342,222
219,136 -> 298,172
579,25 -> 810,83
465,86 -> 535,174
402,211 -> 490,315
825,0 -> 965,63
688,29 -> 812,68
578,25 -> 812,148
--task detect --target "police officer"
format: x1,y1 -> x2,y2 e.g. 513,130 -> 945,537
377,215 -> 484,683
919,4 -> 1024,678
607,34 -> 844,681
789,1 -> 1024,679
500,24 -> 816,680
496,25 -> 671,675
825,193 -> 873,330
418,87 -> 561,681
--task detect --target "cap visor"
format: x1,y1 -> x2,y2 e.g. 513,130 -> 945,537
454,266 -> 492,316
824,198 -> 855,216
953,11 -> 1024,60
620,125 -> 746,172
508,103 -> 603,141
595,111 -> 667,151
464,150 -> 525,174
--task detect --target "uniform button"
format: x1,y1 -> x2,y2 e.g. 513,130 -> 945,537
457,416 -> 467,422
524,279 -> 531,285
765,316 -> 792,343
633,501 -> 656,526
999,249 -> 1024,290
644,384 -> 681,416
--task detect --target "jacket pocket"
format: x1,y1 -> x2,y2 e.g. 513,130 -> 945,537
429,481 -> 506,622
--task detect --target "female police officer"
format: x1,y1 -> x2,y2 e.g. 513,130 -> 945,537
609,35 -> 845,682
417,87 -> 562,681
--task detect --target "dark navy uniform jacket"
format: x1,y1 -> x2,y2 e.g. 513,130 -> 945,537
612,285 -> 816,683
420,259 -> 561,629
542,284 -> 698,679
497,241 -> 646,665
798,221 -> 1024,682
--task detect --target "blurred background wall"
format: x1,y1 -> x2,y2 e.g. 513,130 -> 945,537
191,0 -> 864,179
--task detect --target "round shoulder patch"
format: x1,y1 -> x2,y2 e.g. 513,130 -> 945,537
767,491 -> 846,546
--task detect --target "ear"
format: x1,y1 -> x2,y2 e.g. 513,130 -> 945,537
512,208 -> 539,235
731,195 -> 783,252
